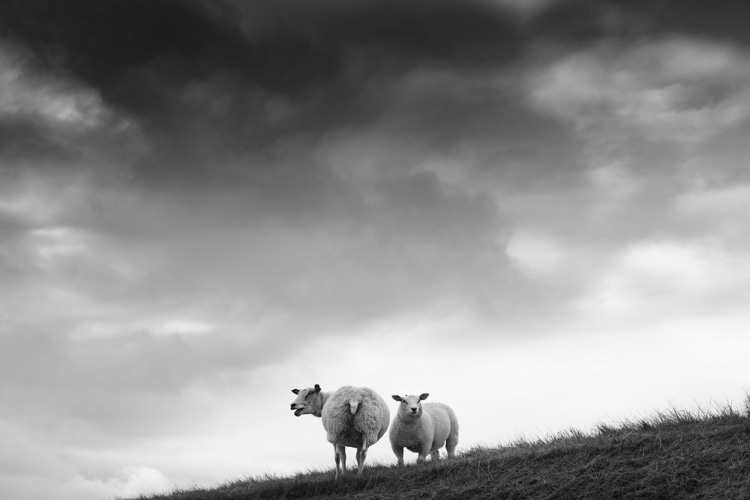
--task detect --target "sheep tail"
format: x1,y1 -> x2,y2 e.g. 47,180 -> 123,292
349,399 -> 360,415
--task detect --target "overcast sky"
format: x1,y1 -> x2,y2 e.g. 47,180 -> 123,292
1,1 -> 749,498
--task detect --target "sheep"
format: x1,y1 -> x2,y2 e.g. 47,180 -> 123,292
389,393 -> 459,465
290,384 -> 390,479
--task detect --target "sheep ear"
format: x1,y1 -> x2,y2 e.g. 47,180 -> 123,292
419,393 -> 429,400
314,384 -> 321,392
392,395 -> 402,402
292,389 -> 300,395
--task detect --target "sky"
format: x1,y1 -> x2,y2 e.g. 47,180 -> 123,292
1,0 -> 749,498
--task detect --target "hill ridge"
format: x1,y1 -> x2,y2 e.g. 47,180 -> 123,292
130,400 -> 750,500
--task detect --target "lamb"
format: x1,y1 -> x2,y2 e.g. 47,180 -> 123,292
389,393 -> 459,465
290,384 -> 390,479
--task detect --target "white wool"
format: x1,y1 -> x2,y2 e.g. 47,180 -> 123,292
389,393 -> 459,465
290,384 -> 390,479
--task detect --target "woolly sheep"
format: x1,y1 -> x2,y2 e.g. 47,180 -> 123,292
389,393 -> 459,465
290,384 -> 390,479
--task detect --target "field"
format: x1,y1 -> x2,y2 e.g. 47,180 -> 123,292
130,398 -> 750,500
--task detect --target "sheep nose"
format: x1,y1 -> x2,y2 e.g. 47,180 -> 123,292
410,408 -> 417,413
290,404 -> 296,409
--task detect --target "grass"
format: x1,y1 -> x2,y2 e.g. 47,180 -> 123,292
127,397 -> 750,500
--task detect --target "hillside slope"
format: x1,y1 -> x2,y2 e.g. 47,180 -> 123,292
133,404 -> 750,500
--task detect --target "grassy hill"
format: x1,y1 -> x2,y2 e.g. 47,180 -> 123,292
131,399 -> 750,500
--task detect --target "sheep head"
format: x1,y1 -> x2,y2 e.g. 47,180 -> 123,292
392,393 -> 429,420
290,383 -> 323,417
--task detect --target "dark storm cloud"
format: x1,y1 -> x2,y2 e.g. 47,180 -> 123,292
0,0 -> 522,87
0,0 -> 247,88
523,0 -> 750,47
0,118 -> 80,163
4,0 -> 745,142
233,0 -> 522,66
12,0 -> 734,189
7,0 -> 740,190
603,0 -> 750,46
0,0 -> 522,165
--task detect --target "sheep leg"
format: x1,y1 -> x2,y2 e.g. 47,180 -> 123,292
334,444 -> 347,480
417,441 -> 431,464
355,448 -> 366,476
446,435 -> 457,459
392,445 -> 405,466
333,444 -> 340,480
356,435 -> 368,476
430,449 -> 440,461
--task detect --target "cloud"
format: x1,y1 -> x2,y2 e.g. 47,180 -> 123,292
0,44 -> 106,129
0,0 -> 526,178
531,38 -> 750,144
93,466 -> 175,499
0,418 -> 175,500
0,41 -> 141,170
0,0 -> 607,194
673,183 -> 750,236
573,239 -> 750,324
605,0 -> 750,47
0,32 -> 531,353
507,229 -> 580,277
6,5 -> 742,357
528,37 -> 750,145
490,0 -> 560,15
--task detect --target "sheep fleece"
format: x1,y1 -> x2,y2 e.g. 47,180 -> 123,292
391,402 -> 458,454
321,386 -> 390,446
